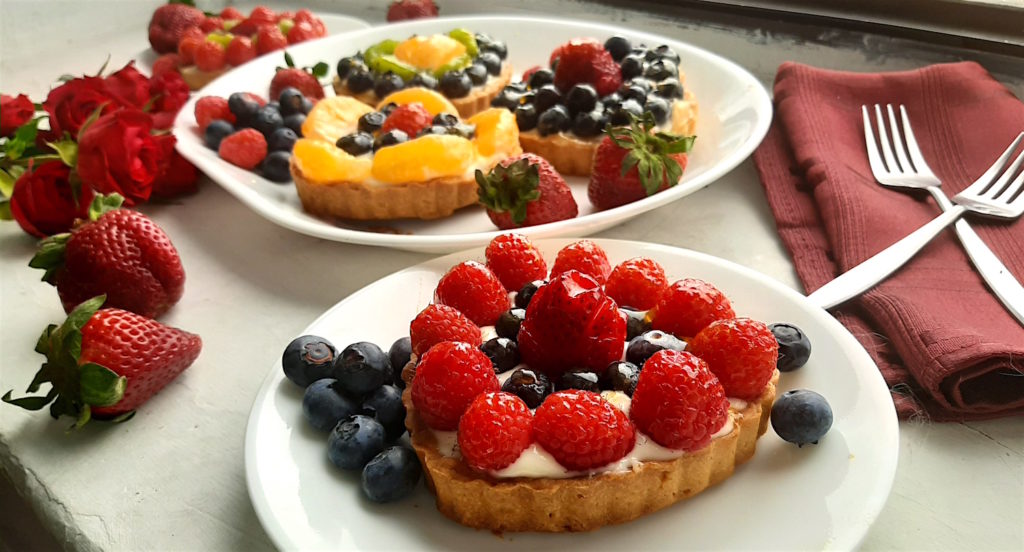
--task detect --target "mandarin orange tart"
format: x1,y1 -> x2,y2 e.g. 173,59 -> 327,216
290,87 -> 521,220
333,30 -> 512,118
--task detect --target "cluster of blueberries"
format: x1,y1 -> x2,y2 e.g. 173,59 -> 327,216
334,108 -> 476,157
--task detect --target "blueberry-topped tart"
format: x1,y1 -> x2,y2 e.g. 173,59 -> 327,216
491,36 -> 697,176
333,30 -> 513,118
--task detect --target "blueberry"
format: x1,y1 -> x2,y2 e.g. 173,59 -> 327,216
336,56 -> 358,80
466,63 -> 488,85
533,84 -> 562,113
621,308 -> 651,341
653,44 -> 681,65
558,369 -> 601,392
336,132 -> 374,156
332,342 -> 392,396
283,113 -> 305,136
644,59 -> 678,82
617,84 -> 647,105
537,105 -> 570,136
527,68 -> 554,89
301,97 -> 314,114
601,92 -> 623,110
491,88 -> 522,110
571,109 -> 607,138
204,119 -> 235,150
506,80 -> 529,93
379,102 -> 399,116
565,84 -> 598,115
446,122 -> 476,139
432,112 -> 459,127
361,446 -> 421,503
655,78 -> 684,100
267,127 -> 297,152
602,361 -> 639,395
515,103 -> 538,131
302,379 -> 359,432
358,111 -> 386,134
278,87 -> 305,116
626,330 -> 686,366
609,99 -> 643,126
619,54 -> 645,80
227,92 -> 261,126
260,151 -> 292,183
346,66 -> 375,93
770,389 -> 833,446
496,308 -> 525,340
282,334 -> 336,387
478,52 -> 502,76
480,337 -> 519,373
770,323 -> 812,372
604,36 -> 632,62
388,336 -> 412,388
629,77 -> 653,94
373,71 -> 405,98
409,72 -> 438,90
362,385 -> 406,440
328,414 -> 386,469
417,125 -> 448,137
501,368 -> 552,409
373,129 -> 408,150
644,96 -> 670,125
643,48 -> 660,61
515,280 -> 545,308
481,40 -> 507,60
252,105 -> 284,137
439,71 -> 472,98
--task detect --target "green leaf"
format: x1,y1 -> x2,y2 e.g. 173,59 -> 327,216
34,324 -> 57,355
79,363 -> 126,407
57,74 -> 75,83
284,52 -> 295,68
73,404 -> 91,430
63,295 -> 105,333
29,233 -> 71,284
0,200 -> 11,221
2,389 -> 58,411
88,194 -> 124,220
311,62 -> 329,78
0,168 -> 15,197
46,139 -> 78,168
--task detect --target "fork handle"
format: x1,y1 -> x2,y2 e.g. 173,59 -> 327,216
808,206 -> 966,309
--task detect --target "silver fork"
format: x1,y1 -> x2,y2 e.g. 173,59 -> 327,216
808,122 -> 1024,311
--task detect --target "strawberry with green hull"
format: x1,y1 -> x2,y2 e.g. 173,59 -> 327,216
270,52 -> 328,101
2,295 -> 202,426
588,113 -> 696,210
30,195 -> 186,320
476,153 -> 577,229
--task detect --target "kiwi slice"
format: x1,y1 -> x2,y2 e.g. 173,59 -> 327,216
447,29 -> 479,57
364,39 -> 418,80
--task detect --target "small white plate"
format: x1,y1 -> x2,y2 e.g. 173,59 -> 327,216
172,16 -> 772,253
244,238 -> 899,551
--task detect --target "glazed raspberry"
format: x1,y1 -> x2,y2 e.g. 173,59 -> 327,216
629,350 -> 729,451
552,40 -> 622,97
548,38 -> 599,68
194,96 -> 235,131
533,390 -> 635,471
649,278 -> 735,338
518,270 -> 625,377
411,341 -> 499,430
458,392 -> 533,472
256,25 -> 288,55
220,6 -> 244,20
177,34 -> 204,65
199,16 -> 224,33
434,261 -> 510,326
688,318 -> 778,401
604,257 -> 668,310
409,303 -> 481,356
380,103 -> 433,137
484,233 -> 547,292
218,128 -> 267,170
225,36 -> 257,67
194,40 -> 226,72
386,0 -> 439,22
549,240 -> 612,285
287,21 -> 319,44
151,54 -> 183,78
520,65 -> 542,84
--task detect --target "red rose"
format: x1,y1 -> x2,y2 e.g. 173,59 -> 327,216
148,71 -> 191,130
43,76 -> 121,138
1,93 -> 35,137
10,161 -> 95,237
152,150 -> 200,198
76,109 -> 175,205
104,62 -> 152,109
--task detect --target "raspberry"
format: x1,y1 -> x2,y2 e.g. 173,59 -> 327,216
199,16 -> 224,33
484,233 -> 547,292
548,38 -> 599,67
604,257 -> 668,310
194,40 -> 226,72
533,390 -> 635,471
256,25 -> 287,55
380,103 -> 433,137
220,7 -> 244,20
177,34 -> 204,65
649,278 -> 735,338
688,318 -> 779,401
553,40 -> 621,97
225,36 -> 257,67
549,239 -> 612,285
434,261 -> 510,326
151,54 -> 183,78
409,303 -> 481,356
520,66 -> 542,84
294,9 -> 318,24
458,392 -> 533,472
249,6 -> 277,24
386,0 -> 439,22
629,350 -> 729,451
218,128 -> 267,169
411,341 -> 499,430
194,96 -> 235,131
287,21 -> 319,44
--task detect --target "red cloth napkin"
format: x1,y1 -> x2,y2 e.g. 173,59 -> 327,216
754,61 -> 1024,421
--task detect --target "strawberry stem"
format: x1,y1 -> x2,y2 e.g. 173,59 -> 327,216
475,159 -> 541,225
604,112 -> 696,196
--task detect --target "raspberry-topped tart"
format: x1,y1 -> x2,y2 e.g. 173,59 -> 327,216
400,235 -> 779,532
491,36 -> 698,176
333,30 -> 512,118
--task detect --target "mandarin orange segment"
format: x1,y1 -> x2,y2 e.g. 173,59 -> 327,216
301,96 -> 374,144
394,35 -> 467,71
371,135 -> 474,183
293,138 -> 372,183
469,108 -> 522,158
376,87 -> 457,116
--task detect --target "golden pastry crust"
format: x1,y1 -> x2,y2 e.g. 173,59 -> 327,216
333,64 -> 513,118
178,65 -> 228,90
401,364 -> 778,533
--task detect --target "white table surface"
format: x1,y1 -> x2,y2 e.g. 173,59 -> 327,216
1,1 -> 1022,551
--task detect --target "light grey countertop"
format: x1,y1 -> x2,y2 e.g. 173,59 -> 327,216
1,1 -> 1021,550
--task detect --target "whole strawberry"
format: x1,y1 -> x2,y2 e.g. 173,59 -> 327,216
270,53 -> 327,100
148,2 -> 205,54
29,195 -> 185,319
484,233 -> 547,293
386,0 -> 439,22
688,318 -> 779,401
533,390 -> 635,471
458,392 -> 533,472
2,296 -> 202,425
434,261 -> 510,326
588,113 -> 695,210
476,153 -> 578,230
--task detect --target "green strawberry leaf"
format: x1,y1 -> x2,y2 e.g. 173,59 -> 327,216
284,52 -> 296,68
88,193 -> 124,221
79,363 -> 126,407
311,62 -> 330,79
73,405 -> 92,430
475,159 -> 541,225
602,112 -> 697,196
29,234 -> 71,284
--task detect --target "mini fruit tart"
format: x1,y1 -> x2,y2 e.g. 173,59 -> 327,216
333,30 -> 513,118
400,236 -> 781,532
290,87 -> 522,220
492,36 -> 698,176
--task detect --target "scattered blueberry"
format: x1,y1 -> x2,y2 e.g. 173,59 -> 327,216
439,71 -> 472,98
358,111 -> 386,134
346,66 -> 375,93
333,342 -> 392,396
644,59 -> 677,81
537,105 -> 571,136
495,308 -> 525,340
515,103 -> 538,132
501,368 -> 552,409
604,36 -> 632,62
571,109 -> 607,138
558,369 -> 601,392
466,62 -> 488,85
267,127 -> 297,152
770,389 -> 833,447
432,112 -> 459,127
336,56 -> 358,81
361,446 -> 421,503
480,337 -> 520,373
655,78 -> 684,100
609,99 -> 643,126
362,385 -> 406,440
644,96 -> 670,125
278,87 -> 305,116
527,68 -> 554,89
373,71 -> 405,97
654,44 -> 681,64
626,330 -> 687,366
227,92 -> 261,125
300,97 -> 314,114
282,335 -> 336,387
302,379 -> 359,432
478,51 -> 502,75
617,84 -> 647,105
515,280 -> 545,309
252,105 -> 284,137
409,72 -> 438,90
261,151 -> 292,183
379,102 -> 399,116
619,54 -> 645,80
283,113 -> 305,136
373,129 -> 408,150
565,84 -> 598,115
533,84 -> 562,113
490,88 -> 522,110
328,414 -> 386,469
337,132 -> 374,156
204,119 -> 235,150
770,323 -> 811,372
620,308 -> 652,341
602,361 -> 640,395
388,336 -> 412,388
480,39 -> 507,60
